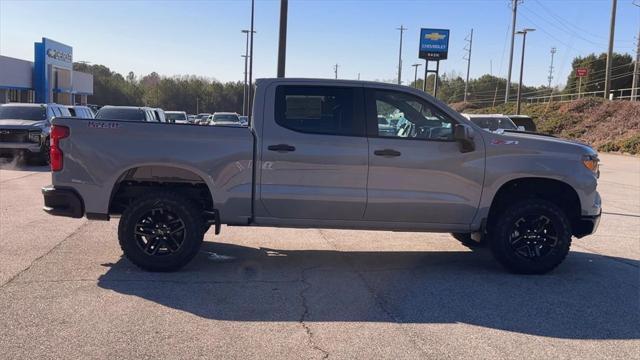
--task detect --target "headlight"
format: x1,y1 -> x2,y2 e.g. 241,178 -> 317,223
29,132 -> 42,143
582,154 -> 599,175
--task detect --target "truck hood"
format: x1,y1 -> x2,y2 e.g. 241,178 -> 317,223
495,131 -> 597,155
0,119 -> 50,130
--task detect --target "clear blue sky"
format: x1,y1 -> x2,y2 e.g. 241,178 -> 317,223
1,0 -> 638,87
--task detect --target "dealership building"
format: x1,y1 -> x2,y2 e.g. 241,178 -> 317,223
0,38 -> 93,105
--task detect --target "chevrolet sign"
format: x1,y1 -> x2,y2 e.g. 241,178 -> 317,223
47,48 -> 72,63
419,28 -> 450,60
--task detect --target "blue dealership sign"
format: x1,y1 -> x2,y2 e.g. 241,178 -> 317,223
419,28 -> 450,60
34,38 -> 73,103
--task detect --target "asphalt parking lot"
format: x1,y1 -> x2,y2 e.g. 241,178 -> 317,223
0,153 -> 638,359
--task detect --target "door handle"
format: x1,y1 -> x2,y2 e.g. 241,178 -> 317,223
268,144 -> 296,152
374,149 -> 401,157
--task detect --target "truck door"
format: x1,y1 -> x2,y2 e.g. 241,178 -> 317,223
364,88 -> 484,224
259,84 -> 368,220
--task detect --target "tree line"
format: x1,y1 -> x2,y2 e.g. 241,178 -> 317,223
74,51 -> 635,112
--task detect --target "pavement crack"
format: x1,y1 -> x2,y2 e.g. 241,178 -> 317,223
0,220 -> 89,289
298,265 -> 330,359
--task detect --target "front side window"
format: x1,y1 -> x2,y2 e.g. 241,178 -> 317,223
275,86 -> 363,136
372,90 -> 455,141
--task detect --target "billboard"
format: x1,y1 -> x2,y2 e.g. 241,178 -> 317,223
419,28 -> 450,60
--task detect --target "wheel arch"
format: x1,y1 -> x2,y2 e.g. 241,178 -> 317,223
486,177 -> 582,234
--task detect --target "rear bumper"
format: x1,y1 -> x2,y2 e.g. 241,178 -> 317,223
573,211 -> 601,238
42,186 -> 84,218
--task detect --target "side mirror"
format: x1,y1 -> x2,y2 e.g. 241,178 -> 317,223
454,124 -> 475,153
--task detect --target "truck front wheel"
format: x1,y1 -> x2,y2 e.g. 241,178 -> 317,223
118,192 -> 204,272
489,199 -> 572,274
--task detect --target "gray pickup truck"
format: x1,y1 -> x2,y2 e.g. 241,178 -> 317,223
42,78 -> 601,274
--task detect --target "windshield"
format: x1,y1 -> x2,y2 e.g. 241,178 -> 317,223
197,114 -> 210,119
165,112 -> 187,121
213,114 -> 239,122
96,108 -> 145,121
470,117 -> 518,131
0,106 -> 47,121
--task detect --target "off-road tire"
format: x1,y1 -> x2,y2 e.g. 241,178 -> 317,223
118,192 -> 204,272
489,199 -> 572,274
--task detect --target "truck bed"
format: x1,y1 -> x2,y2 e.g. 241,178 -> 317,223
51,118 -> 254,224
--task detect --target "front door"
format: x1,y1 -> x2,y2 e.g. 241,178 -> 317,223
364,88 -> 484,224
259,84 -> 368,220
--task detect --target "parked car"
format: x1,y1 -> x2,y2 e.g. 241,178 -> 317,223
66,105 -> 95,119
210,112 -> 242,126
195,113 -> 211,124
95,106 -> 164,122
0,103 -> 71,164
42,78 -> 601,274
187,115 -> 197,123
462,114 -> 521,133
165,111 -> 189,124
508,115 -> 537,132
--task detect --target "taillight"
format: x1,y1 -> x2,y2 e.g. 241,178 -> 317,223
50,125 -> 69,172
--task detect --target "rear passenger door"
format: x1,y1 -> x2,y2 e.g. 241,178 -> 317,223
259,84 -> 369,220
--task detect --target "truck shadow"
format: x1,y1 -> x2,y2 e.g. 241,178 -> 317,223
97,242 -> 639,340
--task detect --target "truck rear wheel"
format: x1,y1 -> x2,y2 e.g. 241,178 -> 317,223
489,199 -> 572,274
118,192 -> 204,272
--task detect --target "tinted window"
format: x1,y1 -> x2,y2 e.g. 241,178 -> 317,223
0,106 -> 47,121
213,114 -> 240,122
275,86 -> 362,136
371,90 -> 454,140
166,112 -> 187,121
96,108 -> 146,121
68,108 -> 77,117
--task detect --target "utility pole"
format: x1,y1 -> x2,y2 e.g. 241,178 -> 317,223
334,64 -> 339,79
248,0 -> 255,120
516,28 -> 535,115
463,28 -> 473,102
505,0 -> 520,103
241,29 -> 252,116
277,0 -> 288,78
631,1 -> 640,101
604,0 -> 617,99
411,63 -> 421,88
357,73 -> 361,80
547,47 -> 556,88
396,25 -> 407,85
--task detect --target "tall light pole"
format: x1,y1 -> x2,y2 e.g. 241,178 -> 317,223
463,28 -> 473,103
505,0 -> 520,103
334,64 -> 339,79
247,0 -> 255,120
411,63 -> 421,88
516,28 -> 535,115
277,0 -> 288,78
396,25 -> 407,85
604,0 -> 617,99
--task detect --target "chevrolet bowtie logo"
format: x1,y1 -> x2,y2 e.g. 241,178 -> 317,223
425,32 -> 446,41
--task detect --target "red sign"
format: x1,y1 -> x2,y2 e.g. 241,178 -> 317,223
576,68 -> 588,77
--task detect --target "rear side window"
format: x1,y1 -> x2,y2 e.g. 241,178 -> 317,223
68,108 -> 77,117
274,85 -> 364,136
96,108 -> 146,121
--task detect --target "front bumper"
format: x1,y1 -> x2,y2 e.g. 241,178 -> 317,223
0,142 -> 43,154
42,186 -> 84,218
573,211 -> 601,238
